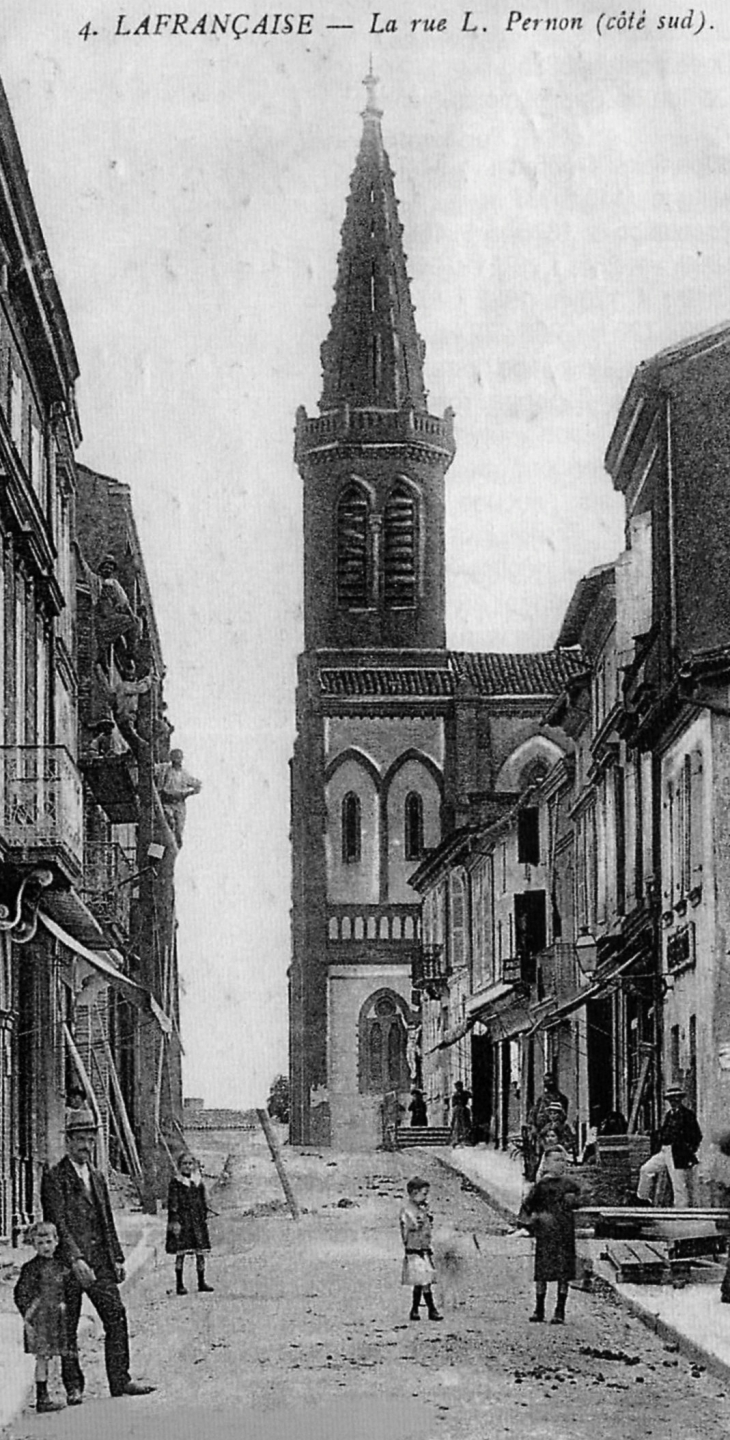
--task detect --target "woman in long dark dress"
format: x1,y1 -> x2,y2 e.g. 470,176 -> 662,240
166,1153 -> 214,1295
449,1081 -> 472,1146
409,1089 -> 428,1127
519,1146 -> 581,1324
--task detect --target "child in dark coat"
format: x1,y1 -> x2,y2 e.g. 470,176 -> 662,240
166,1152 -> 214,1294
14,1221 -> 74,1413
519,1146 -> 581,1324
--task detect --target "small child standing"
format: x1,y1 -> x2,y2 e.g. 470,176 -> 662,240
166,1152 -> 214,1295
399,1176 -> 442,1321
518,1145 -> 581,1324
13,1221 -> 73,1413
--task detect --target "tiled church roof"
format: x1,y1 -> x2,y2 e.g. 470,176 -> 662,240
319,648 -> 583,699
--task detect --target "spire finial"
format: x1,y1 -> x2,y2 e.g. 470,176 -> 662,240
362,59 -> 382,120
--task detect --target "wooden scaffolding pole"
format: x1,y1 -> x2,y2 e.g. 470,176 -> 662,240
256,1109 -> 300,1221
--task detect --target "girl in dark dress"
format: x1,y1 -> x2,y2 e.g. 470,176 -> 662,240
14,1222 -> 74,1413
519,1146 -> 581,1325
166,1152 -> 214,1295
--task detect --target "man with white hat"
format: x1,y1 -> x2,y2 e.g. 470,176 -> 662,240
40,1106 -> 155,1404
636,1082 -> 702,1208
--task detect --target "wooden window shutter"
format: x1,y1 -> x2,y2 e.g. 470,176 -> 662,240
664,779 -> 674,910
690,749 -> 704,889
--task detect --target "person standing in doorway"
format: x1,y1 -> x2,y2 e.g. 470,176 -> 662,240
449,1081 -> 472,1146
408,1089 -> 428,1128
41,1107 -> 155,1404
637,1084 -> 702,1207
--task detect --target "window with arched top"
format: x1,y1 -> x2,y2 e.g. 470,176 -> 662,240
404,791 -> 424,861
337,484 -> 370,609
360,991 -> 410,1093
341,792 -> 362,864
383,483 -> 417,609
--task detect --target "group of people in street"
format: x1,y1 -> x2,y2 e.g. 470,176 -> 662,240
13,1105 -> 216,1413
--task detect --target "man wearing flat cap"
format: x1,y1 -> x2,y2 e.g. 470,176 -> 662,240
637,1082 -> 702,1208
40,1106 -> 155,1404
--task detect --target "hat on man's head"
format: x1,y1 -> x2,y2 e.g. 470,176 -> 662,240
65,1106 -> 97,1132
99,553 -> 118,571
665,1084 -> 686,1098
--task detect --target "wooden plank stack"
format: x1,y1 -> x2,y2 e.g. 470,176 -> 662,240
604,1238 -> 693,1286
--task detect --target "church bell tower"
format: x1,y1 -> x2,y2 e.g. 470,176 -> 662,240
290,73 -> 456,1149
295,70 -> 455,651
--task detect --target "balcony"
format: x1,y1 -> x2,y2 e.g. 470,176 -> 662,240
327,903 -> 421,946
81,751 -> 138,824
80,841 -> 135,937
412,944 -> 450,999
0,746 -> 83,879
295,404 -> 456,463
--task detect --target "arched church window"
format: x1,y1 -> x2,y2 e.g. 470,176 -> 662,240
404,791 -> 424,861
360,992 -> 409,1093
341,792 -> 361,864
383,484 -> 417,609
337,484 -> 369,609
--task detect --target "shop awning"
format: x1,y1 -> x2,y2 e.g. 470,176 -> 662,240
542,955 -> 642,1028
40,910 -> 172,1034
431,1014 -> 476,1051
466,981 -> 516,1018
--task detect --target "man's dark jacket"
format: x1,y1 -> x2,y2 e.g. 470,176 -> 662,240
41,1157 -> 125,1273
660,1104 -> 703,1170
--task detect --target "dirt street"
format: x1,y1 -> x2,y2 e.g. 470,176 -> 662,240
5,1132 -> 730,1440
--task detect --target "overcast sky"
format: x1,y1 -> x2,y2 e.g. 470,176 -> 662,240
2,3 -> 729,1104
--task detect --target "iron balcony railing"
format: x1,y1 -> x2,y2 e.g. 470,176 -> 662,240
412,944 -> 450,993
80,841 -> 135,934
0,746 -> 83,874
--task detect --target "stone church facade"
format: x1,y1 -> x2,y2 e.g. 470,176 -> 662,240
289,77 -> 582,1149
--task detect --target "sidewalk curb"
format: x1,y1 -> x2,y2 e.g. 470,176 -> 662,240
587,1274 -> 730,1386
434,1151 -> 730,1387
434,1152 -> 523,1229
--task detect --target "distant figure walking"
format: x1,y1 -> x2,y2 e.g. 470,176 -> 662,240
166,1153 -> 214,1295
14,1222 -> 74,1414
400,1176 -> 442,1322
449,1081 -> 472,1147
408,1089 -> 428,1128
519,1146 -> 581,1325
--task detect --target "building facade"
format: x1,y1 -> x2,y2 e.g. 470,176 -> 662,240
411,323 -> 730,1207
0,76 -> 192,1241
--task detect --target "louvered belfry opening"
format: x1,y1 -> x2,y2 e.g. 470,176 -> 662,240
384,484 -> 417,608
337,484 -> 369,609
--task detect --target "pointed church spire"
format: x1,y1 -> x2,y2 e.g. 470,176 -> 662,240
319,72 -> 428,412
